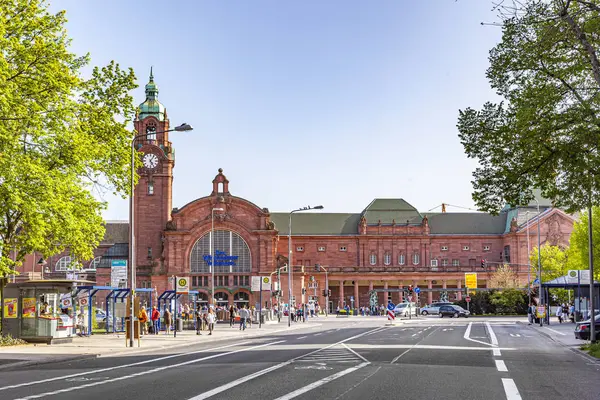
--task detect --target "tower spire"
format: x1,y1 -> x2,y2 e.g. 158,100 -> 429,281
149,66 -> 154,83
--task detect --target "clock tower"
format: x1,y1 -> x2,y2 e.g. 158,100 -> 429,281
132,68 -> 174,283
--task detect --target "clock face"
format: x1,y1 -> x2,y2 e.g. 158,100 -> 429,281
142,153 -> 159,170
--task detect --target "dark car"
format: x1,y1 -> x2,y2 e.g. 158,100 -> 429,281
574,314 -> 600,340
439,305 -> 469,318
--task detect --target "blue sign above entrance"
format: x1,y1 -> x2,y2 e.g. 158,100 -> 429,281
203,250 -> 238,266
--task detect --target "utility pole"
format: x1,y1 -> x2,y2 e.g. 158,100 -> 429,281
588,206 -> 595,343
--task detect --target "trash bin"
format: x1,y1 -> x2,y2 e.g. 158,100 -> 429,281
176,318 -> 183,332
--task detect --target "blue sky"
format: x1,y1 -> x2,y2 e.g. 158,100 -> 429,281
55,0 -> 502,220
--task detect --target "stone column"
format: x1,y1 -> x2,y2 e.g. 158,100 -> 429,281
399,283 -> 404,303
384,281 -> 389,305
457,280 -> 462,301
339,280 -> 345,308
427,280 -> 433,304
354,281 -> 359,310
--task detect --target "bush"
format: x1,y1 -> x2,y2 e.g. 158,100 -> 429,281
0,334 -> 27,347
456,291 -> 496,315
491,289 -> 529,314
581,343 -> 600,359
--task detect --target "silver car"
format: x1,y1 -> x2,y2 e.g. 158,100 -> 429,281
420,302 -> 454,315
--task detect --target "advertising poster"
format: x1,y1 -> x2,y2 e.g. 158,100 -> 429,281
22,298 -> 36,318
3,298 -> 18,318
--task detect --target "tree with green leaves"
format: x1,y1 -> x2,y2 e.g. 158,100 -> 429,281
567,206 -> 600,279
0,0 -> 137,277
489,264 -> 520,288
457,0 -> 600,213
529,244 -> 569,282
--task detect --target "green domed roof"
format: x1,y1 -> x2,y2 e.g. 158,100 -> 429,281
138,67 -> 165,121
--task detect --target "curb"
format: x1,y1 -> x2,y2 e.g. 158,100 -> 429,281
520,321 -> 600,364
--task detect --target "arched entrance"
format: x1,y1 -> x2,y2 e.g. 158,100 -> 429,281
234,291 -> 249,308
194,292 -> 209,309
214,291 -> 229,308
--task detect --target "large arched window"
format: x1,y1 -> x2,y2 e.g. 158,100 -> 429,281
190,230 -> 251,273
55,256 -> 73,271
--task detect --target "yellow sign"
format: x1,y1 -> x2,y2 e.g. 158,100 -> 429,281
22,298 -> 36,318
536,306 -> 546,318
176,276 -> 189,293
465,273 -> 478,289
3,298 -> 17,318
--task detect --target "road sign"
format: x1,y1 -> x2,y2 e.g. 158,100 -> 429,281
414,287 -> 421,294
251,276 -> 261,291
536,305 -> 546,318
407,295 -> 413,302
176,276 -> 189,293
261,276 -> 271,291
387,302 -> 395,311
465,296 -> 471,303
350,296 -> 354,301
465,273 -> 477,289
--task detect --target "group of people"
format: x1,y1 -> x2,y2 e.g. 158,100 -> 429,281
527,303 -> 577,324
137,305 -> 217,336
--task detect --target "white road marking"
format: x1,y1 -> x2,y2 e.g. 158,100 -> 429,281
0,340 -> 252,392
546,328 -> 567,336
495,360 -> 508,372
411,333 -> 418,337
273,362 -> 370,400
314,333 -> 323,336
347,344 -> 516,351
185,326 -> 385,400
14,341 -> 286,400
390,349 -> 411,364
485,322 -> 499,346
509,333 -> 521,337
464,322 -> 494,347
297,336 -> 307,339
493,348 -> 502,356
342,343 -> 369,362
501,378 -> 522,399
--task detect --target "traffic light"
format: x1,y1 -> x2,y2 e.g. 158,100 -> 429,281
481,259 -> 486,269
301,288 -> 306,295
322,289 -> 327,296
408,285 -> 413,295
328,289 -> 332,297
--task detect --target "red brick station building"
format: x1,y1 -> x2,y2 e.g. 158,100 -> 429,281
17,74 -> 577,311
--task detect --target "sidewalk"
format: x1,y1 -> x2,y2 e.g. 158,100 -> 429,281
0,321 -> 313,371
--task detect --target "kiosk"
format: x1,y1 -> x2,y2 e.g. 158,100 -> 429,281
1,279 -> 92,344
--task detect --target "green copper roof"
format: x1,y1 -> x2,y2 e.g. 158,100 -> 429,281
362,198 -> 422,224
138,67 -> 165,121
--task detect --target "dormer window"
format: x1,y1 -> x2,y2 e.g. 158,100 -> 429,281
441,245 -> 448,251
296,246 -> 304,252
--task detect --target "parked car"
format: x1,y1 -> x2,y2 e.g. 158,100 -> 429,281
95,308 -> 106,321
420,302 -> 454,315
394,302 -> 418,317
439,305 -> 469,318
574,314 -> 600,340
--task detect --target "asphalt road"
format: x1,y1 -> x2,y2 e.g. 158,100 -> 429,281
1,318 -> 599,400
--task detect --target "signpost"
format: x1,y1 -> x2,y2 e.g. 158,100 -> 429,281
387,301 -> 395,322
111,260 -> 128,288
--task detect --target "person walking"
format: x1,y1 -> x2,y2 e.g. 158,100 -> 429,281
556,304 -> 563,324
151,306 -> 160,334
239,305 -> 249,331
195,306 -> 203,335
229,305 -> 235,327
207,308 -> 216,335
138,306 -> 149,336
163,307 -> 172,335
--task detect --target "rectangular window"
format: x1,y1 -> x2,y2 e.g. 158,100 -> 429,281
399,254 -> 405,265
148,181 -> 154,195
233,276 -> 238,286
441,258 -> 449,267
431,259 -> 438,267
296,246 -> 304,252
147,247 -> 152,259
504,245 -> 511,263
318,246 -> 326,252
441,245 -> 448,251
483,245 -> 491,251
469,258 -> 476,267
452,259 -> 460,267
204,276 -> 209,287
462,245 -> 470,251
412,253 -> 420,265
243,276 -> 249,286
339,246 -> 347,252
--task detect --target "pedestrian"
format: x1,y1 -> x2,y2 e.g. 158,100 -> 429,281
163,307 -> 172,335
569,304 -> 576,323
239,305 -> 248,331
556,304 -> 563,324
527,303 -> 533,325
229,305 -> 235,327
138,306 -> 148,336
207,308 -> 216,335
151,306 -> 160,334
195,306 -> 203,335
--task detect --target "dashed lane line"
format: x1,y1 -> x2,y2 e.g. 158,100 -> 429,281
501,378 -> 522,400
297,336 -> 307,339
495,360 -> 508,372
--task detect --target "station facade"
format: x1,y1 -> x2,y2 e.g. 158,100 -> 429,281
18,73 -> 577,311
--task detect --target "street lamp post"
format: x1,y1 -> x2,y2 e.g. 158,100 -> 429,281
288,205 -> 323,327
129,123 -> 193,348
534,198 -> 543,326
524,212 -> 532,309
37,258 -> 47,280
210,207 -> 224,308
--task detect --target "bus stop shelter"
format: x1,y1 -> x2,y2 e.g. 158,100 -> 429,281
542,274 -> 600,321
157,290 -> 199,331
